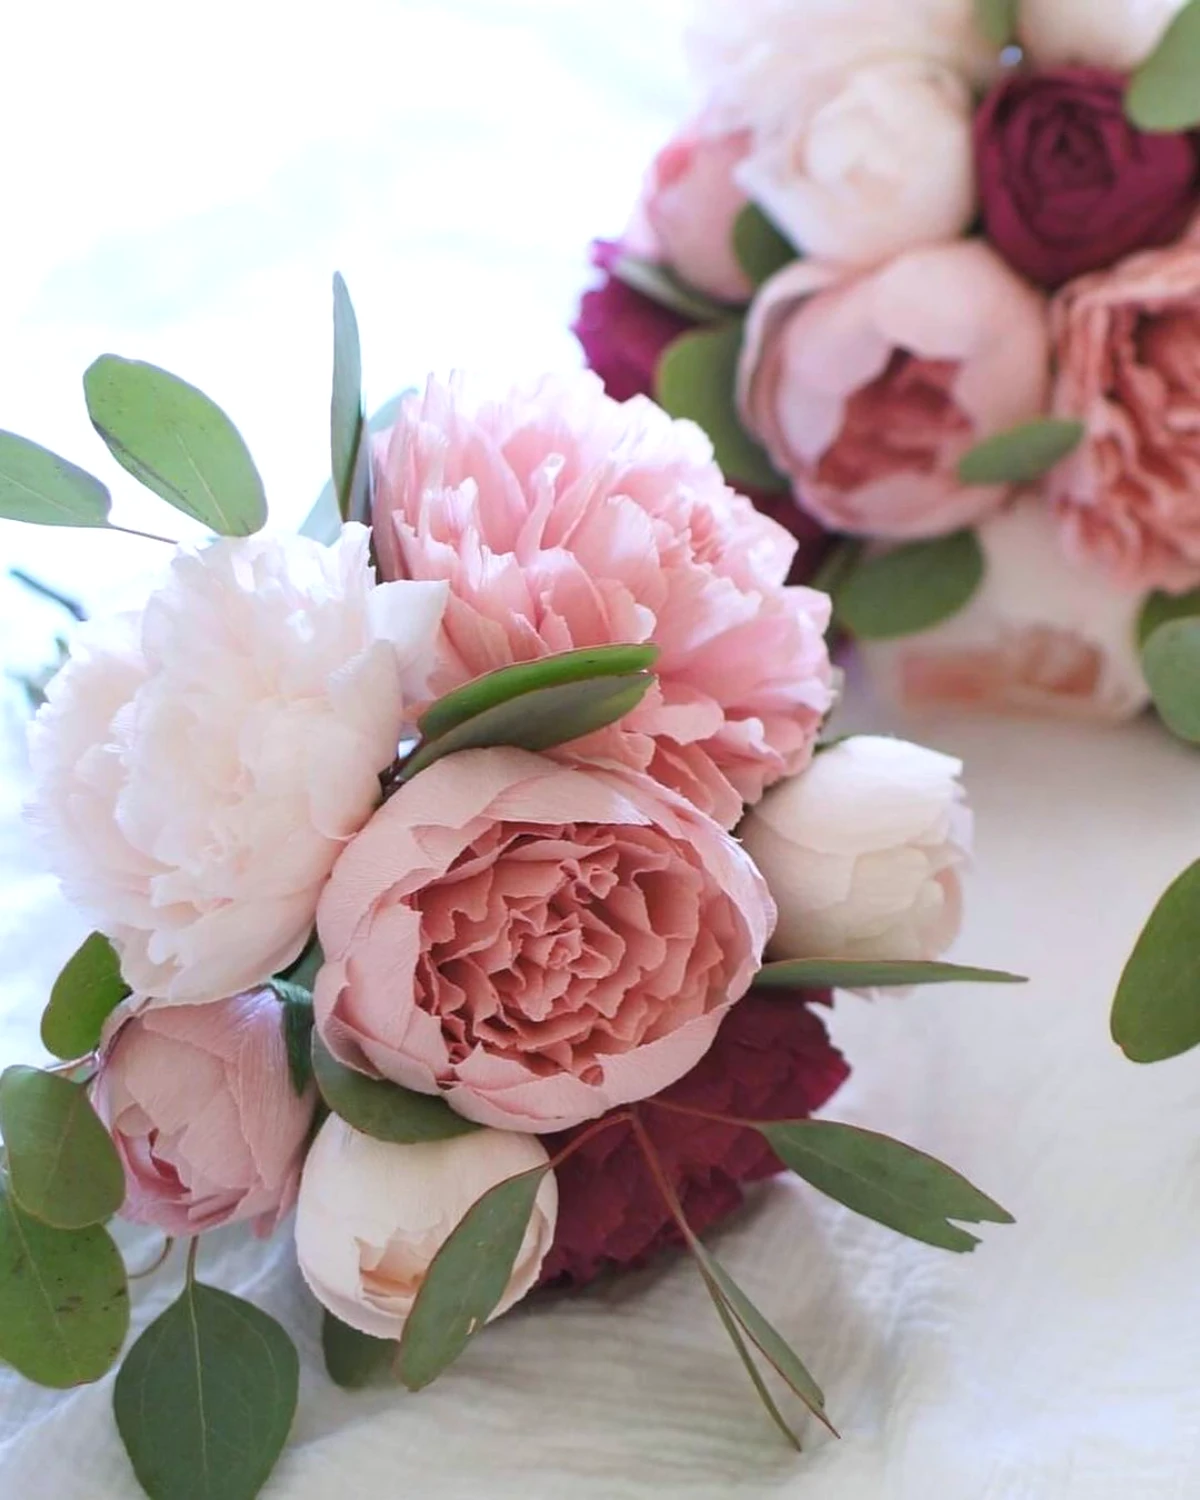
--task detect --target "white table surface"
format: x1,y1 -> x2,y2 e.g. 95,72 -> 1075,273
3,4 -> 1200,1496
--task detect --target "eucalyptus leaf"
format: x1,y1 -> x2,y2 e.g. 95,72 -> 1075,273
301,392 -> 413,542
958,419 -> 1084,486
311,1035 -> 479,1143
83,356 -> 267,536
397,1165 -> 549,1391
1112,859 -> 1200,1063
973,0 -> 1019,46
0,1182 -> 129,1387
0,1068 -> 125,1229
331,273 -> 364,524
700,1273 -> 803,1450
1143,618 -> 1200,742
1126,0 -> 1200,130
321,1311 -> 395,1390
655,324 -> 787,492
754,958 -> 1027,990
40,931 -> 129,1060
114,1281 -> 298,1500
761,1120 -> 1013,1252
270,982 -> 314,1097
732,205 -> 796,289
609,253 -> 732,323
1138,587 -> 1200,648
0,431 -> 112,528
279,937 -> 324,993
836,531 -> 985,641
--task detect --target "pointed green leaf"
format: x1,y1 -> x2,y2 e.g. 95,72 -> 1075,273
655,323 -> 787,492
311,1035 -> 479,1143
702,1276 -> 803,1450
321,1311 -> 395,1390
1138,586 -> 1200,648
302,392 -> 412,543
958,418 -> 1084,487
0,1068 -> 125,1229
974,0 -> 1018,46
397,1165 -> 548,1391
1112,859 -> 1200,1062
41,931 -> 130,1060
397,672 -> 655,785
0,431 -> 112,528
754,958 -> 1027,990
1126,0 -> 1200,130
836,530 -> 985,641
1143,618 -> 1200,742
114,1281 -> 298,1500
762,1120 -> 1013,1252
419,644 -> 660,742
270,982 -> 314,1097
331,273 -> 364,524
83,356 -> 267,536
732,205 -> 797,289
0,1181 -> 129,1387
609,253 -> 731,323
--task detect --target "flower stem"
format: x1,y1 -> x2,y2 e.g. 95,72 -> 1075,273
129,1237 -> 175,1280
545,1110 -> 632,1172
108,523 -> 179,547
642,1096 -> 757,1131
185,1236 -> 201,1286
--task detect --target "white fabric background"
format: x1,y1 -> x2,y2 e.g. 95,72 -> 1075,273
3,4 -> 1200,1496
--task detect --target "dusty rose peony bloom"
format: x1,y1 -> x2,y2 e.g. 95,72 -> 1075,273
865,498 -> 1151,723
1050,238 -> 1200,592
27,526 -> 446,1002
640,125 -> 754,303
738,244 -> 1051,539
313,748 -> 774,1134
371,372 -> 833,828
1019,0 -> 1187,71
296,1117 -> 556,1339
92,989 -> 316,1236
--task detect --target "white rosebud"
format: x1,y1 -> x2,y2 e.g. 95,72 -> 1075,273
741,736 -> 972,963
295,1117 -> 558,1340
1019,0 -> 1187,71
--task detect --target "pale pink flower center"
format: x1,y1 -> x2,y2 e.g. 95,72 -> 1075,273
901,625 -> 1104,710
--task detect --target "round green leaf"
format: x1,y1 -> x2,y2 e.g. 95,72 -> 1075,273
1138,586 -> 1200,648
754,958 -> 1027,990
0,1183 -> 129,1387
655,324 -> 787,492
609,253 -> 731,323
311,1035 -> 479,1143
731,205 -> 796,289
0,1068 -> 125,1229
114,1281 -> 298,1500
0,430 -> 111,528
958,419 -> 1085,486
321,1311 -> 395,1390
1112,859 -> 1200,1063
837,530 -> 985,642
974,0 -> 1018,46
83,355 -> 267,536
41,931 -> 130,1060
1126,0 -> 1200,130
1143,617 -> 1200,742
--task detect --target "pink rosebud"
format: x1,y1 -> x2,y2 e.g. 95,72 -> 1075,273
738,243 -> 1051,540
92,989 -> 316,1237
313,748 -> 775,1134
639,125 -> 754,304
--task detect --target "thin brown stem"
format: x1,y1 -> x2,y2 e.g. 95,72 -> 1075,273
129,1237 -> 175,1280
108,523 -> 179,547
545,1110 -> 632,1173
642,1096 -> 758,1131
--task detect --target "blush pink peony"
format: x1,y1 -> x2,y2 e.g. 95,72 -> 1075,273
92,988 -> 316,1236
640,124 -> 754,303
371,372 -> 833,829
738,243 -> 1051,538
313,747 -> 774,1134
1049,238 -> 1200,593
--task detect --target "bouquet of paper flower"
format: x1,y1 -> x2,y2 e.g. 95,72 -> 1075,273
0,279 -> 1020,1500
577,0 -> 1200,738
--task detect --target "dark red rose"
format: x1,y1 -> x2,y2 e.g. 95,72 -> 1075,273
572,240 -> 693,403
538,991 -> 849,1289
975,68 -> 1200,289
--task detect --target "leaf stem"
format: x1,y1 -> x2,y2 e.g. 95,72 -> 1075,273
108,523 -> 179,547
544,1111 -> 632,1172
130,1237 -> 175,1281
8,569 -> 88,621
185,1236 -> 200,1286
643,1097 -> 757,1131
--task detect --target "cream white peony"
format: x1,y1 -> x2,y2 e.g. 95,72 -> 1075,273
740,736 -> 971,963
28,525 -> 446,1002
295,1117 -> 558,1340
1018,0 -> 1187,70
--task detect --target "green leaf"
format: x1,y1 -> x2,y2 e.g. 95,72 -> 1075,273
699,1273 -> 803,1450
1138,587 -> 1200,648
836,530 -> 985,641
331,273 -> 365,525
301,393 -> 410,544
41,931 -> 130,1060
1112,859 -> 1200,1062
973,0 -> 1018,46
958,419 -> 1084,487
1142,618 -> 1200,743
754,958 -> 1027,990
655,324 -> 787,492
1126,0 -> 1200,130
311,1035 -> 479,1143
0,1068 -> 125,1229
0,1181 -> 129,1387
114,1281 -> 298,1500
732,205 -> 797,289
397,673 -> 655,785
609,253 -> 732,323
419,644 -> 660,742
0,431 -> 112,528
270,982 -> 315,1097
321,1311 -> 395,1390
761,1120 -> 1014,1253
83,356 -> 267,536
397,1165 -> 549,1391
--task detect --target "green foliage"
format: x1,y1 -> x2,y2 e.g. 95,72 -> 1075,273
0,1067 -> 125,1229
732,205 -> 796,288
754,958 -> 1027,990
1126,0 -> 1200,130
311,1036 -> 479,1143
1112,859 -> 1200,1063
608,253 -> 732,322
1142,618 -> 1200,742
321,1312 -> 395,1390
0,432 -> 111,528
958,419 -> 1084,486
331,273 -> 365,523
836,531 -> 985,641
41,931 -> 129,1060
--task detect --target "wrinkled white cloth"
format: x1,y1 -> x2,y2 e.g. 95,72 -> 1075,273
3,3 -> 1200,1497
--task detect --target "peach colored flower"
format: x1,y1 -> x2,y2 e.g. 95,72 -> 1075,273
738,243 -> 1051,538
1050,238 -> 1200,593
92,988 -> 316,1237
640,124 -> 753,303
313,748 -> 774,1134
371,372 -> 833,829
